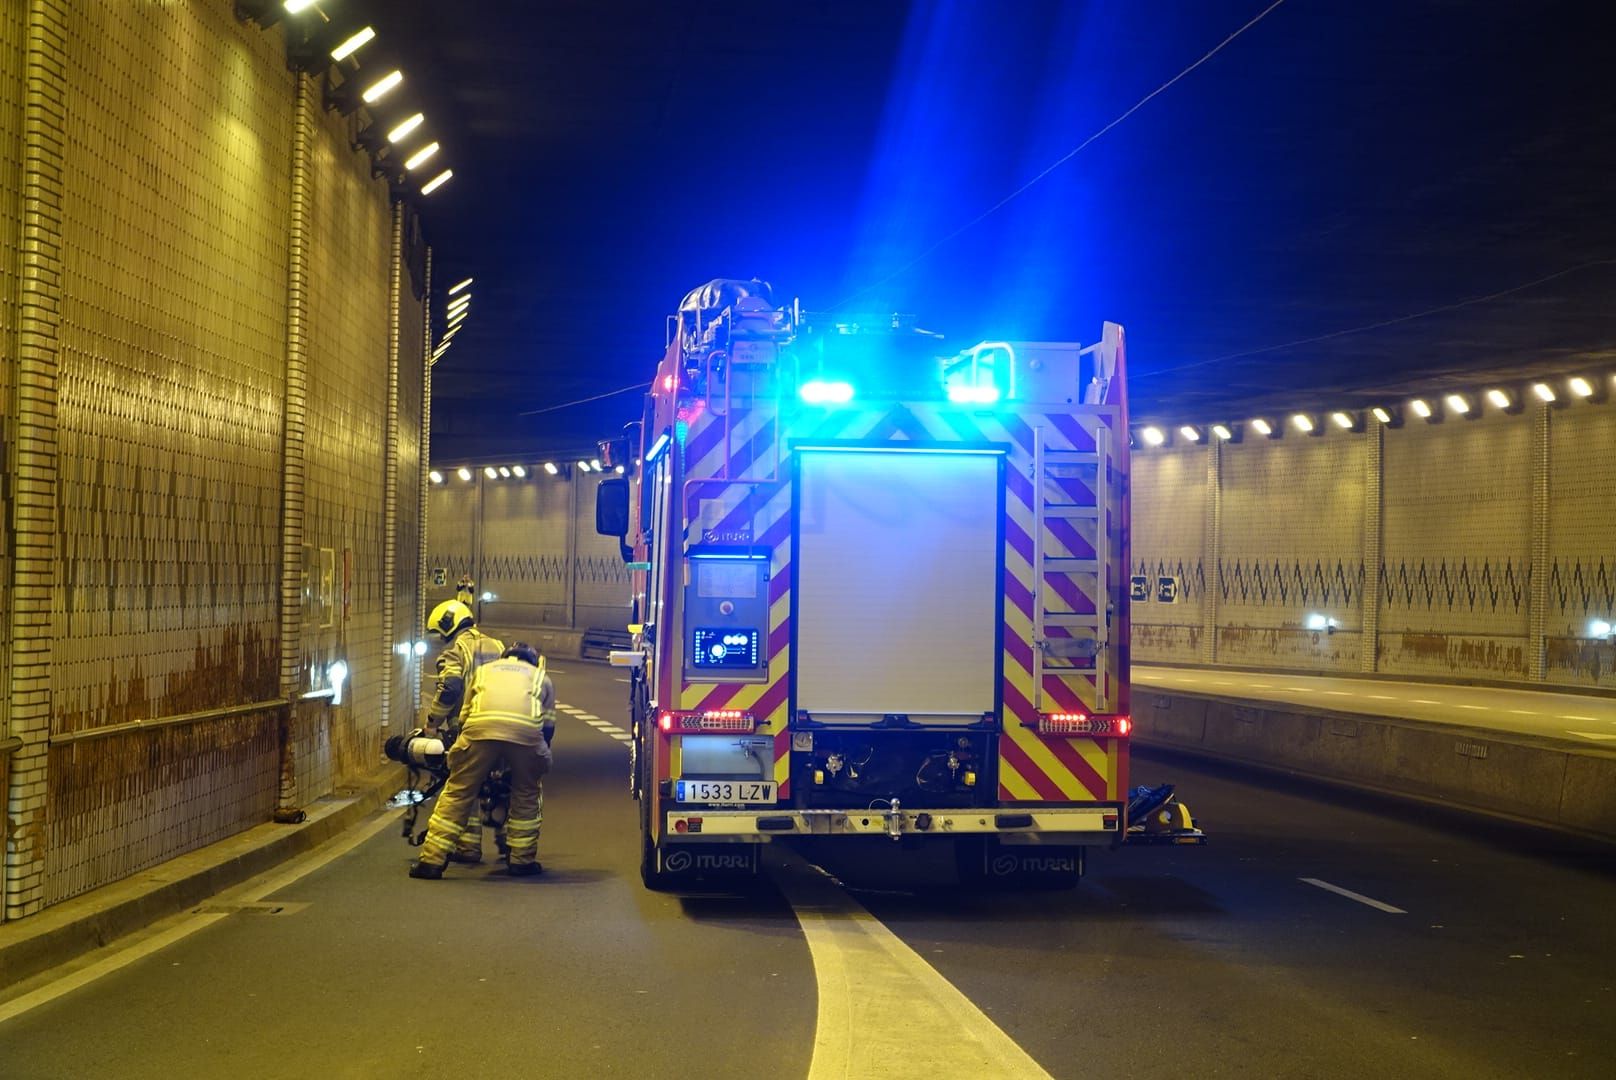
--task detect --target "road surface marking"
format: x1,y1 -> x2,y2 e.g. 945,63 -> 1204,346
1366,695 -> 1395,700
1410,699 -> 1439,705
1299,877 -> 1406,914
1247,682 -> 1273,689
610,733 -> 633,742
777,860 -> 1053,1080
558,705 -> 586,714
585,719 -> 613,728
1456,704 -> 1485,711
574,713 -> 601,721
1283,686 -> 1314,693
0,807 -> 398,1025
1562,715 -> 1599,722
1568,731 -> 1616,741
1322,690 -> 1351,696
1508,709 -> 1540,716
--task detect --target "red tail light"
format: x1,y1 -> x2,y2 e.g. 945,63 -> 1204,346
1037,712 -> 1130,736
658,710 -> 756,733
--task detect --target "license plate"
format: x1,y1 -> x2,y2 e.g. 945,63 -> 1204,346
675,780 -> 777,804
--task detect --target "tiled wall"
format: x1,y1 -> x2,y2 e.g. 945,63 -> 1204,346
1133,404 -> 1616,688
2,1 -> 428,914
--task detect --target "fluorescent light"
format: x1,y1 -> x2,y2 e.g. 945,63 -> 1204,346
1304,613 -> 1328,631
1330,411 -> 1354,429
1291,414 -> 1315,433
1591,618 -> 1613,638
449,277 -> 473,295
386,112 -> 425,143
446,310 -> 467,327
1569,376 -> 1594,398
483,466 -> 497,479
1486,389 -> 1511,409
404,141 -> 440,171
1371,407 -> 1393,424
1140,426 -> 1166,447
446,294 -> 470,313
1211,424 -> 1233,441
283,0 -> 319,13
1410,398 -> 1432,418
360,70 -> 404,104
329,26 -> 376,61
428,470 -> 443,484
456,467 -> 472,482
1251,418 -> 1273,436
1445,394 -> 1470,414
420,169 -> 452,195
576,461 -> 590,471
615,464 -> 626,474
543,462 -> 558,475
1531,383 -> 1556,403
511,465 -> 526,478
1179,425 -> 1201,443
590,459 -> 602,471
498,466 -> 511,478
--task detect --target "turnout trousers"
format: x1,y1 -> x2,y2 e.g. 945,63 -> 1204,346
419,734 -> 550,868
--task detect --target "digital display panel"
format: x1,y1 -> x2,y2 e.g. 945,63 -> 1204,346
691,627 -> 761,669
697,561 -> 759,599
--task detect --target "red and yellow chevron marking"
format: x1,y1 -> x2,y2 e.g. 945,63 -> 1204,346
671,400 -> 1129,806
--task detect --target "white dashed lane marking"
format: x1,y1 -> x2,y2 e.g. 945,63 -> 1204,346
1300,878 -> 1406,914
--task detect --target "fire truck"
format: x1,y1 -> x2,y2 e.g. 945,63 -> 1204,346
596,280 -> 1199,890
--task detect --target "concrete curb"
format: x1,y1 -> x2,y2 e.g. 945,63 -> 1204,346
0,762 -> 405,995
1132,689 -> 1616,841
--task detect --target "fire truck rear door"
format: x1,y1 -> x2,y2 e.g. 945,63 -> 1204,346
794,447 -> 1001,726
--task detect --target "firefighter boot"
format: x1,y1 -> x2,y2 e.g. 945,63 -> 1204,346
508,860 -> 543,877
409,860 -> 445,880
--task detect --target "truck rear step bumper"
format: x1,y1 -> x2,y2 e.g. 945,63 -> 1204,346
664,805 -> 1121,842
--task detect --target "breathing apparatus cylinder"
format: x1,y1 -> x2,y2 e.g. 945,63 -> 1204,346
384,729 -> 447,773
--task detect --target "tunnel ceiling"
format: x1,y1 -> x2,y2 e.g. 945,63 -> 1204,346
343,0 -> 1616,455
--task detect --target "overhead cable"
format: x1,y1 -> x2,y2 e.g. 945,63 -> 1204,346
831,0 -> 1292,311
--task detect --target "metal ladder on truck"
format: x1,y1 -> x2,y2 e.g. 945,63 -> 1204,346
1031,422 -> 1116,713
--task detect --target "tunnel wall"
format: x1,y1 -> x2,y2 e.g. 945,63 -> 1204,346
425,470 -> 631,642
1,1 -> 428,917
1133,401 -> 1616,689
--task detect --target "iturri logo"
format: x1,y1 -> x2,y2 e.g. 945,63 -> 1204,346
992,852 -> 1078,875
663,848 -> 755,874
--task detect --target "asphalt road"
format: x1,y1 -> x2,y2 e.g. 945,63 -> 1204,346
3,663 -> 1612,1079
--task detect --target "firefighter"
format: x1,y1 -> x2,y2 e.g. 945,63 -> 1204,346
423,599 -> 505,863
411,642 -> 556,879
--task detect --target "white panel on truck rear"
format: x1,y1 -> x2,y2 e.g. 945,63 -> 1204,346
794,448 -> 1000,725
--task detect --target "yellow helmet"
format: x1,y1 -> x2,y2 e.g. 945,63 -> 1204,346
426,599 -> 475,639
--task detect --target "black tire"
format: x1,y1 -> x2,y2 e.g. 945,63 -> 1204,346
637,736 -> 673,891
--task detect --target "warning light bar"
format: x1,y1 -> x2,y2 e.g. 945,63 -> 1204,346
657,710 -> 757,733
1037,712 -> 1131,736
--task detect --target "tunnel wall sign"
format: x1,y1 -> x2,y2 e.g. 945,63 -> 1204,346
1130,575 -> 1151,602
1156,576 -> 1182,604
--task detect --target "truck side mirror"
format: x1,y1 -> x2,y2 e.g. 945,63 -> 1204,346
595,477 -> 630,539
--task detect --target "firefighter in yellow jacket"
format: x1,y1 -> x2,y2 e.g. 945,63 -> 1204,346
411,642 -> 556,879
423,599 -> 505,863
